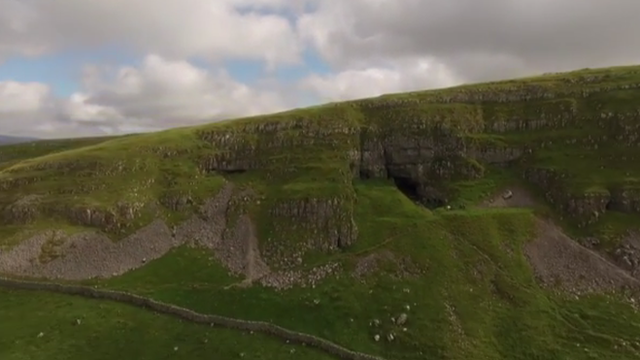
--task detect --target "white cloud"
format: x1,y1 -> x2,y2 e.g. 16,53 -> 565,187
0,0 -> 48,62
0,81 -> 60,136
301,58 -> 460,101
0,0 -> 302,67
77,54 -> 289,128
0,81 -> 50,113
0,55 -> 292,138
0,81 -> 123,138
298,0 -> 640,82
4,1 -> 640,138
64,93 -> 123,124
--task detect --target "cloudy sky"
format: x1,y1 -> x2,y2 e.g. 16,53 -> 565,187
1,0 -> 639,138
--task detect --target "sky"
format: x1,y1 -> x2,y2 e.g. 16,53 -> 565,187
1,0 -> 640,139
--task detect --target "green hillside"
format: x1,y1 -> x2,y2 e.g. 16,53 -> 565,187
2,65 -> 640,360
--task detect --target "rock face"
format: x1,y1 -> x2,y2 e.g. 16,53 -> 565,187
359,127 -> 487,207
3,65 -> 640,267
0,183 -> 342,289
610,234 -> 640,280
609,188 -> 640,213
200,106 -> 523,210
268,197 -> 358,249
525,167 -> 606,226
525,167 -> 640,227
0,184 -> 234,280
2,195 -> 149,235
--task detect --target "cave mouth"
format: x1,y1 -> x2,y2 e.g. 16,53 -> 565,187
605,199 -> 613,210
220,168 -> 247,175
391,175 -> 421,203
391,175 -> 447,210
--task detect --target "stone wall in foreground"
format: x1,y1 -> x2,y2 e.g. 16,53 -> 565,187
0,277 -> 387,360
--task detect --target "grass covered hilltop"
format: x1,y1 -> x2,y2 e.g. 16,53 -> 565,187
2,64 -> 640,360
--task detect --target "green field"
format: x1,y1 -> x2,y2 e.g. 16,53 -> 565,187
2,64 -> 640,359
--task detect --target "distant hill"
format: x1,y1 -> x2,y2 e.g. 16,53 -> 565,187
0,135 -> 37,145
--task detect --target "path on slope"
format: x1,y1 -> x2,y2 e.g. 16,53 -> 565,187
0,277 -> 387,360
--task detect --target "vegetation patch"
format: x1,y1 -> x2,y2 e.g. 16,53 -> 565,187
2,64 -> 640,359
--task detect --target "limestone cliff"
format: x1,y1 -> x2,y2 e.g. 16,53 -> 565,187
2,65 -> 640,269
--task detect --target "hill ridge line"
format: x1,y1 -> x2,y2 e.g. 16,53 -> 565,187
0,277 -> 388,360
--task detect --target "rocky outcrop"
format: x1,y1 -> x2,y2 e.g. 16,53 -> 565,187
359,128 -> 491,207
0,184 -> 234,280
524,167 -> 640,227
1,195 -> 150,235
466,144 -> 524,165
482,99 -> 579,133
198,115 -> 360,174
613,240 -> 640,275
482,186 -> 640,295
0,183 -> 342,289
609,188 -> 640,213
525,167 -> 606,226
62,202 -> 147,233
268,197 -> 358,250
2,194 -> 41,224
5,67 -> 640,263
195,101 -> 528,213
159,192 -> 194,211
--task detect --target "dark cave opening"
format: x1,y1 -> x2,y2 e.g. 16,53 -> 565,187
221,168 -> 247,175
391,175 -> 447,210
605,199 -> 614,211
391,175 -> 421,203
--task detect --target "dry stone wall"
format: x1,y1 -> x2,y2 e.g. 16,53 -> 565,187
0,277 -> 388,360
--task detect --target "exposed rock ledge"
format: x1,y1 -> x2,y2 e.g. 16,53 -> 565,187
0,183 -> 337,289
483,187 -> 640,296
0,183 -> 234,280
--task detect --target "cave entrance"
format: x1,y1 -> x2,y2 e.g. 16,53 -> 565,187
391,175 -> 447,210
391,175 -> 421,203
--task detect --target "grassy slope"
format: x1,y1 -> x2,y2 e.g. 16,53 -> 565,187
2,66 -> 640,241
4,181 -> 639,360
0,136 -> 119,170
2,65 -> 640,359
83,181 -> 640,360
0,289 -> 333,360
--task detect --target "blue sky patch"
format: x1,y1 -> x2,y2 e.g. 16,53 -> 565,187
0,44 -> 137,97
